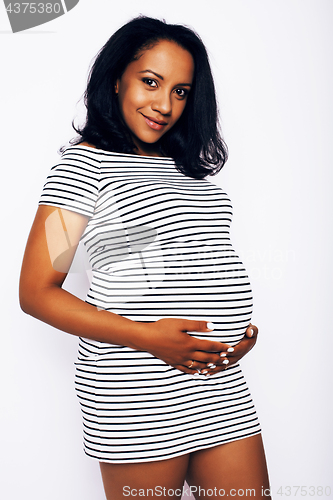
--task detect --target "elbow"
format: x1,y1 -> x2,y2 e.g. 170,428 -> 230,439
19,286 -> 34,315
19,286 -> 46,319
19,279 -> 61,319
19,276 -> 41,316
19,270 -> 44,317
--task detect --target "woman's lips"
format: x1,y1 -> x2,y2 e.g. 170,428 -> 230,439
142,114 -> 168,131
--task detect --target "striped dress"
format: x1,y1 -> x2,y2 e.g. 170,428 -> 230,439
39,145 -> 261,463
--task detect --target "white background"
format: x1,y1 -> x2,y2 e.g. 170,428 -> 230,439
1,0 -> 332,498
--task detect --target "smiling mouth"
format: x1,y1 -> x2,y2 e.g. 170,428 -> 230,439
142,114 -> 168,131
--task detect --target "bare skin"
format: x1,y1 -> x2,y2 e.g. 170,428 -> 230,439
100,435 -> 271,500
186,434 -> 271,499
114,40 -> 195,157
100,454 -> 190,500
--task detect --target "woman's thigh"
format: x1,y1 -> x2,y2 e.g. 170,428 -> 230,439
100,454 -> 190,500
186,434 -> 271,500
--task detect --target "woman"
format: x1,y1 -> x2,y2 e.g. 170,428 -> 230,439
20,16 -> 271,500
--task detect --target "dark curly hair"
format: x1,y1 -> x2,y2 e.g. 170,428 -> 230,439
72,16 -> 228,179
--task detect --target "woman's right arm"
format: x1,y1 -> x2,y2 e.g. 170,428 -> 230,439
19,205 -> 227,374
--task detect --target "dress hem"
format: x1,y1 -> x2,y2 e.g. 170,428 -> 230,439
85,428 -> 262,464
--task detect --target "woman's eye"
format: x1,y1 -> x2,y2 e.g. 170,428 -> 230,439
175,88 -> 188,99
143,78 -> 158,87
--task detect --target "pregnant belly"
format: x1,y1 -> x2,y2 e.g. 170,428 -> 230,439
87,269 -> 252,346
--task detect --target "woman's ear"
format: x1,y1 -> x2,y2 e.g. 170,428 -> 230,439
114,80 -> 119,95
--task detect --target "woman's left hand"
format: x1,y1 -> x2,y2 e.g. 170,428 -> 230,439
202,323 -> 258,376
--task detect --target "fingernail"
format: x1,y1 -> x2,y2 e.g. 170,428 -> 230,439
207,363 -> 216,369
201,369 -> 209,374
193,372 -> 200,376
223,359 -> 229,365
207,322 -> 214,330
220,352 -> 227,357
249,328 -> 254,337
227,347 -> 234,353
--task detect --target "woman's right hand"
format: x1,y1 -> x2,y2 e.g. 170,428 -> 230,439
140,318 -> 234,375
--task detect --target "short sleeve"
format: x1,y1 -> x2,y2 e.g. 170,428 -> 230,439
39,146 -> 101,218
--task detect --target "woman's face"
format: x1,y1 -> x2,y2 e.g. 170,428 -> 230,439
115,40 -> 195,156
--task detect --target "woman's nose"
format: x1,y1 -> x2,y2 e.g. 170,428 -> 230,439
152,91 -> 172,115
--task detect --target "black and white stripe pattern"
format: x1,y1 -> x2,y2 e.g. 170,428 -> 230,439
39,145 -> 261,463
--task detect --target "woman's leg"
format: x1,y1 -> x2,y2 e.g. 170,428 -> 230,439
186,434 -> 271,500
100,454 -> 190,500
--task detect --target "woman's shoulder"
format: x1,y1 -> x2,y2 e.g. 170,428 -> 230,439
63,142 -> 100,156
78,142 -> 96,149
64,142 -> 123,158
62,143 -> 176,167
59,142 -> 109,167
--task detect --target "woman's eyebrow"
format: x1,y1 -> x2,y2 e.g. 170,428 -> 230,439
138,69 -> 192,87
138,69 -> 164,80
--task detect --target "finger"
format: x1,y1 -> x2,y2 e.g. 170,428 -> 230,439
192,350 -> 235,369
225,354 -> 245,368
178,320 -> 236,353
204,358 -> 230,375
224,339 -> 253,358
174,364 -> 204,375
192,350 -> 224,364
245,323 -> 258,338
194,338 -> 234,354
218,347 -> 234,359
186,359 -> 211,372
180,319 -> 215,332
208,358 -> 230,371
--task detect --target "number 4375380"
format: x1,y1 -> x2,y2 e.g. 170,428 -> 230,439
277,486 -> 331,496
6,3 -> 61,14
